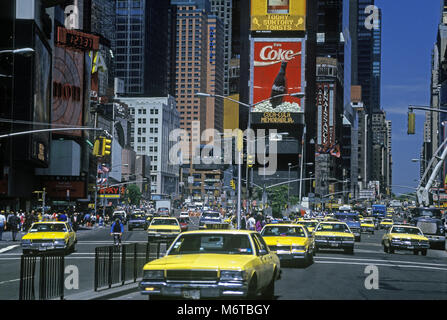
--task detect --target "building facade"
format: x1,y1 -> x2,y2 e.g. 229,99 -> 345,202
120,96 -> 180,195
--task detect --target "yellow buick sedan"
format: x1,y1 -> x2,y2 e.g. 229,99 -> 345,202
140,230 -> 281,299
382,225 -> 430,255
314,221 -> 355,254
147,217 -> 181,242
261,223 -> 314,266
21,221 -> 76,255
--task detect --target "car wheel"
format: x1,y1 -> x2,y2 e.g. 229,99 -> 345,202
421,249 -> 427,256
261,274 -> 275,299
307,251 -> 314,265
247,276 -> 258,299
389,245 -> 395,254
344,248 -> 354,255
383,245 -> 388,253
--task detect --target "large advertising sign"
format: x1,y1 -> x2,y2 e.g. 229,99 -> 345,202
32,32 -> 52,165
251,39 -> 305,120
251,0 -> 306,33
316,83 -> 335,148
52,46 -> 85,136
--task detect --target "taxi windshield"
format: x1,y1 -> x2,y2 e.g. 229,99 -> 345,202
300,221 -> 318,228
130,214 -> 143,220
151,219 -> 178,226
316,223 -> 350,233
168,234 -> 253,255
30,223 -> 67,232
391,227 -> 422,235
261,226 -> 306,237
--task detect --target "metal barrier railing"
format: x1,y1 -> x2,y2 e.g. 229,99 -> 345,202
19,254 -> 65,300
94,241 -> 168,292
19,255 -> 37,300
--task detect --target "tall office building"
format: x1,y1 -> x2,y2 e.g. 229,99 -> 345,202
121,96 -> 180,195
114,0 -> 176,96
172,0 -> 224,151
371,8 -> 381,113
210,0 -> 232,96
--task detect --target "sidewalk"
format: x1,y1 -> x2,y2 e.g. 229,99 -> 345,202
63,282 -> 141,300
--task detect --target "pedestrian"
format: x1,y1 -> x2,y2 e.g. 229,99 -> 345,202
58,211 -> 67,222
246,214 -> 256,231
0,211 -> 6,241
7,213 -> 20,241
20,212 -> 25,231
255,215 -> 263,232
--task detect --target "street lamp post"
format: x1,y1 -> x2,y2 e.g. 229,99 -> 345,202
197,91 -> 305,215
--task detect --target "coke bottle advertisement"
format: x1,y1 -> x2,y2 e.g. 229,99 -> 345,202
251,40 -> 305,113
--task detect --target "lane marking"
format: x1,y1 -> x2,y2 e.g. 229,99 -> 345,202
0,278 -> 20,285
0,245 -> 19,254
314,260 -> 447,272
315,256 -> 447,267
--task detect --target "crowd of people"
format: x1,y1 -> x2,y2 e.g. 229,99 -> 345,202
0,208 -> 113,241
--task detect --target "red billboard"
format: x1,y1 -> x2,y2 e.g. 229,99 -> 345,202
52,46 -> 84,136
251,40 -> 304,113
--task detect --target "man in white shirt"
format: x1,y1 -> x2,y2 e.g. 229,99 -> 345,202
246,214 -> 256,231
0,211 -> 6,241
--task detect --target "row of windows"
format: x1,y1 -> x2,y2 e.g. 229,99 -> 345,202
137,118 -> 159,124
137,137 -> 158,143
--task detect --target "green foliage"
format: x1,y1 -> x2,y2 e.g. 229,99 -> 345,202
127,184 -> 142,205
266,185 -> 299,218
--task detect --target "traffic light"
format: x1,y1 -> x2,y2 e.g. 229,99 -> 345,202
102,137 -> 112,156
247,154 -> 255,168
230,179 -> 236,190
408,111 -> 415,135
93,138 -> 103,157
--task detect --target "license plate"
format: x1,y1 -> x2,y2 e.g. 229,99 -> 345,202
329,242 -> 339,247
407,246 -> 414,249
182,290 -> 200,300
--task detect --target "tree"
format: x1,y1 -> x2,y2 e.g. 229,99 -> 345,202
127,184 -> 142,205
266,185 -> 299,218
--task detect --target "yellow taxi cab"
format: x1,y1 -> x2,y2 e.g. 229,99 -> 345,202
260,223 -> 314,266
147,217 -> 181,242
360,218 -> 375,234
379,218 -> 393,229
323,216 -> 339,222
21,221 -> 76,255
296,219 -> 319,233
314,221 -> 355,254
139,230 -> 281,299
382,225 -> 430,255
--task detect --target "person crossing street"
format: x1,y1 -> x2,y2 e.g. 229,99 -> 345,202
7,213 -> 20,241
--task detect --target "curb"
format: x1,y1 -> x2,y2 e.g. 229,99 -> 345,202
63,282 -> 141,300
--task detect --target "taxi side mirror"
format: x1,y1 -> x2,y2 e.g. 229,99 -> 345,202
259,249 -> 268,256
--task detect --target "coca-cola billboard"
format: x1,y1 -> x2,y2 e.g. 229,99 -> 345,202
251,40 -> 305,114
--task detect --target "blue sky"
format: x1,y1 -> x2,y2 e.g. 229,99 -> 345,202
375,0 -> 440,196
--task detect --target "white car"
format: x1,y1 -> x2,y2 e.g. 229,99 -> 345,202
179,211 -> 189,219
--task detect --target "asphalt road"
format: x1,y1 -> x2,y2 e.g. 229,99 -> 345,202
0,214 -> 446,300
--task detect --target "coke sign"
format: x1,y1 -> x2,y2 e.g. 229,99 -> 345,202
251,40 -> 304,113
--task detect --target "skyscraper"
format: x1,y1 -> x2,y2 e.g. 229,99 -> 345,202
209,0 -> 232,96
114,0 -> 176,96
172,0 -> 224,151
